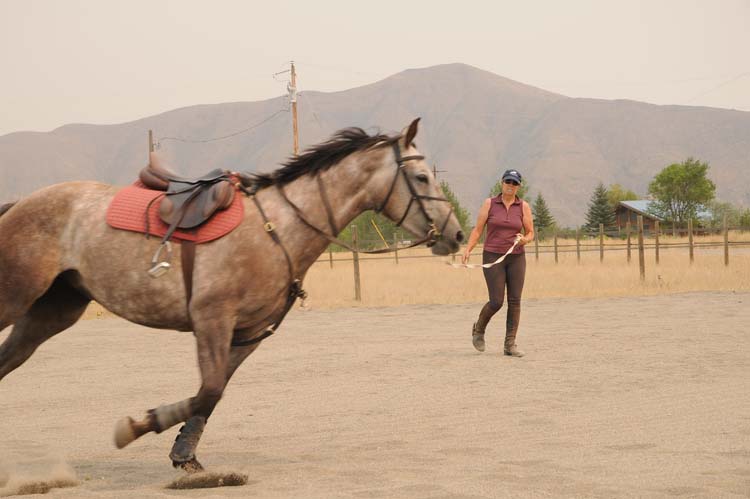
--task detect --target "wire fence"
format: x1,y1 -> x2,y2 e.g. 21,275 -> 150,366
314,217 -> 749,300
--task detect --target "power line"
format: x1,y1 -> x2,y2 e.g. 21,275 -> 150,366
686,72 -> 750,104
157,107 -> 288,145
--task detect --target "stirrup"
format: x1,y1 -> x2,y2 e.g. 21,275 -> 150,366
148,241 -> 173,278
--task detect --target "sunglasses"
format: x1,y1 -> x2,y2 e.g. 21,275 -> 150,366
503,179 -> 520,186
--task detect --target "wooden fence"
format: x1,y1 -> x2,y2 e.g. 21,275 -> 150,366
316,216 -> 750,301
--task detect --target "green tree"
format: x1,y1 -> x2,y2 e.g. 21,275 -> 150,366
584,182 -> 616,232
490,177 -> 529,200
739,209 -> 750,229
648,158 -> 716,225
440,180 -> 471,234
606,184 -> 638,211
336,211 -> 399,251
532,192 -> 556,240
706,201 -> 741,229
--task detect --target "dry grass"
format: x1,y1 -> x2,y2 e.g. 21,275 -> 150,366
81,234 -> 750,317
302,234 -> 750,308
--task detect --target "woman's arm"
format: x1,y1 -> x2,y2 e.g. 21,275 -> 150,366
518,200 -> 535,245
462,198 -> 492,263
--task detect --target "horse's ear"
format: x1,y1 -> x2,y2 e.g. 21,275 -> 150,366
401,117 -> 421,148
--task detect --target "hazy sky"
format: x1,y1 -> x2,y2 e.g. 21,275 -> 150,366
1,0 -> 748,136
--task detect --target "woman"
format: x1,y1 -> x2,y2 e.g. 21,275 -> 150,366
461,169 -> 534,357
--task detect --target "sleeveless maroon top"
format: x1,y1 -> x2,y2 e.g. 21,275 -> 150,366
484,196 -> 525,254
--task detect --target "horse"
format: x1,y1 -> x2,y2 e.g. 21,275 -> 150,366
0,118 -> 463,473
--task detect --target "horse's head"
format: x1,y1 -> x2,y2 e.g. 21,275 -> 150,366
371,119 -> 464,255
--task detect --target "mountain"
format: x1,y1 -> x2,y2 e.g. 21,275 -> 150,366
2,63 -> 749,226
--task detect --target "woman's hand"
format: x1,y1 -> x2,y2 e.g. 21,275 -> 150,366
516,233 -> 528,246
461,249 -> 471,264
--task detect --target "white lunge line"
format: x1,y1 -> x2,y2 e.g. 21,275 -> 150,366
448,235 -> 522,269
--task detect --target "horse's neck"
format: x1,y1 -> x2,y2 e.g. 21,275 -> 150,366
284,154 -> 381,231
277,153 -> 380,269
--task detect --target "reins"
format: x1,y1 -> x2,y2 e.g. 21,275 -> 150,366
447,235 -> 522,269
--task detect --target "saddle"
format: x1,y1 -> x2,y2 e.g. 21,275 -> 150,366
139,152 -> 236,229
138,152 -> 238,282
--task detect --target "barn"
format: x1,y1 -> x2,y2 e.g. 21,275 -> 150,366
615,200 -> 663,232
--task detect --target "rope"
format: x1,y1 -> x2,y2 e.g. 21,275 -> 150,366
448,235 -> 522,269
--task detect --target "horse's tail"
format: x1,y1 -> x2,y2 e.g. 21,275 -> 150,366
0,202 -> 17,217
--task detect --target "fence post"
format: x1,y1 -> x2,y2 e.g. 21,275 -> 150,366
554,232 -> 558,264
576,227 -> 581,264
599,224 -> 604,262
654,220 -> 660,265
637,215 -> 645,281
393,233 -> 399,265
723,213 -> 729,266
352,225 -> 361,301
626,220 -> 632,263
688,218 -> 694,264
329,248 -> 334,269
534,234 -> 539,261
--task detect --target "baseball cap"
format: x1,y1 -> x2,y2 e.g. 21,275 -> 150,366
501,169 -> 522,184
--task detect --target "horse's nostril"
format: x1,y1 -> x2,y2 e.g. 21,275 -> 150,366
456,231 -> 465,243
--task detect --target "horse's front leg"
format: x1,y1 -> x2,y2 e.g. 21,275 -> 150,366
114,315 -> 234,453
169,335 -> 262,472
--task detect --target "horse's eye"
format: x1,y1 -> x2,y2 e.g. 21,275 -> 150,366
416,174 -> 429,184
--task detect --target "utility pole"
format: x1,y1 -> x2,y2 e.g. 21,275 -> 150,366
432,164 -> 447,179
148,130 -> 154,154
289,62 -> 299,155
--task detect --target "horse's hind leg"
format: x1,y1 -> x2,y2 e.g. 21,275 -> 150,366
0,274 -> 90,381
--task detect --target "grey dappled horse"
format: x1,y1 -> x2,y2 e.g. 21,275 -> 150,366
0,119 -> 463,472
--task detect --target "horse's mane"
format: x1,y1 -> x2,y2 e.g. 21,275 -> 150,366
249,127 -> 400,188
0,202 -> 16,217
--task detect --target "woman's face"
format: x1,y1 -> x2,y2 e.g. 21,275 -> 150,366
502,179 -> 520,196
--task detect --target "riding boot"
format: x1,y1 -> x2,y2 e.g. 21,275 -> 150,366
504,300 -> 524,357
472,303 -> 496,352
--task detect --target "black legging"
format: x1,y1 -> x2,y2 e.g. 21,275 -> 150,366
476,251 -> 526,338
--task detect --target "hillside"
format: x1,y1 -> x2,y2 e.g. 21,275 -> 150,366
2,63 -> 749,226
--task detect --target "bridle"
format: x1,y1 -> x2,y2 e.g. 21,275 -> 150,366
375,143 -> 454,244
229,140 -> 455,348
276,141 -> 454,254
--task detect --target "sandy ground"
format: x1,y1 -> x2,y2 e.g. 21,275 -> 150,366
1,292 -> 749,498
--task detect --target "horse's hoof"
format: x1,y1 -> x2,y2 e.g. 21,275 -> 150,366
173,457 -> 204,474
114,417 -> 136,449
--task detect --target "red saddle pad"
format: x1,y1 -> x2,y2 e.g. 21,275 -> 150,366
106,183 -> 244,243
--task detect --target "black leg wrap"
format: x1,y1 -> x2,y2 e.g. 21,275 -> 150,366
169,415 -> 206,466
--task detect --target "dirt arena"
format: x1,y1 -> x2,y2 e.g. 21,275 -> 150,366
1,291 -> 749,498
